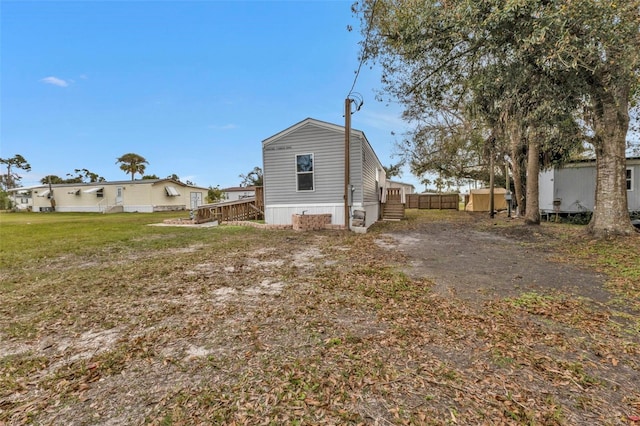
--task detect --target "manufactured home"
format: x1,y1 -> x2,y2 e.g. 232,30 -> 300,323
262,118 -> 386,229
386,180 -> 416,195
221,186 -> 256,201
539,157 -> 640,214
9,179 -> 208,213
8,188 -> 33,211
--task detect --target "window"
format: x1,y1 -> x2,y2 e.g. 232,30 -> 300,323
296,154 -> 314,191
165,186 -> 180,196
96,189 -> 104,198
627,168 -> 634,191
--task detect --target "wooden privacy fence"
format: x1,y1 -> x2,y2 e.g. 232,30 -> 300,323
195,187 -> 264,223
406,193 -> 459,210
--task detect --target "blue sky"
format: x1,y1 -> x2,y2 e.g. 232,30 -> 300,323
1,0 -> 419,190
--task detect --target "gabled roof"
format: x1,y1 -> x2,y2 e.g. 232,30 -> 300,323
262,117 -> 366,147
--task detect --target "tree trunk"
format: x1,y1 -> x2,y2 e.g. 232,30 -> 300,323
509,127 -> 527,217
588,84 -> 635,237
524,139 -> 540,225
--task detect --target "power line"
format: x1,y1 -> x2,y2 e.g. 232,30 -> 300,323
347,0 -> 379,98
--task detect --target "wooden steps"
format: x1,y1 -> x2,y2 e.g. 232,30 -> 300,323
383,200 -> 405,221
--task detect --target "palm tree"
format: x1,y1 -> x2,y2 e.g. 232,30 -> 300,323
116,153 -> 148,180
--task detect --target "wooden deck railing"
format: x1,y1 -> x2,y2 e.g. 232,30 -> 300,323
194,186 -> 264,223
386,187 -> 403,200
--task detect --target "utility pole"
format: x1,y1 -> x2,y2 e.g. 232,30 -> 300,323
344,98 -> 351,230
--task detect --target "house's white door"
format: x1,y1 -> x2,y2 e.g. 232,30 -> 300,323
190,192 -> 203,209
116,187 -> 124,205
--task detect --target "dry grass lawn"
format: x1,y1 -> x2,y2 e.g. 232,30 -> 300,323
0,210 -> 638,425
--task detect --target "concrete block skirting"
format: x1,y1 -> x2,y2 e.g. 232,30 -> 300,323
292,213 -> 332,231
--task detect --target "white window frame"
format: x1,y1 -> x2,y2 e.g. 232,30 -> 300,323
626,168 -> 634,191
295,153 -> 315,192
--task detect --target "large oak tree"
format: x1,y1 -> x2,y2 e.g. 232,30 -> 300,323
355,0 -> 639,236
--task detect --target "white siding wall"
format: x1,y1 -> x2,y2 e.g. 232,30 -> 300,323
628,161 -> 640,211
540,166 -> 594,213
224,190 -> 255,201
265,203 -> 345,226
553,165 -> 597,212
538,169 -> 556,212
539,161 -> 640,213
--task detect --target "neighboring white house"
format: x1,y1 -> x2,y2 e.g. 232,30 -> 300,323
8,179 -> 208,213
386,180 -> 415,195
539,157 -> 640,214
221,186 -> 256,201
8,188 -> 33,211
262,117 -> 386,229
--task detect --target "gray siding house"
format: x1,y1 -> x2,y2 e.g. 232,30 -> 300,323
262,118 -> 386,229
539,157 -> 640,214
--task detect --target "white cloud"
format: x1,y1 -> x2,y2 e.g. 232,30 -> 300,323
40,76 -> 69,87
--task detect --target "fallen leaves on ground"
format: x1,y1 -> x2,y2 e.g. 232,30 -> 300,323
1,213 -> 638,425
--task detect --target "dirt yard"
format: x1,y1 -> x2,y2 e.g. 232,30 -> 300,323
379,218 -> 614,307
1,211 -> 639,425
